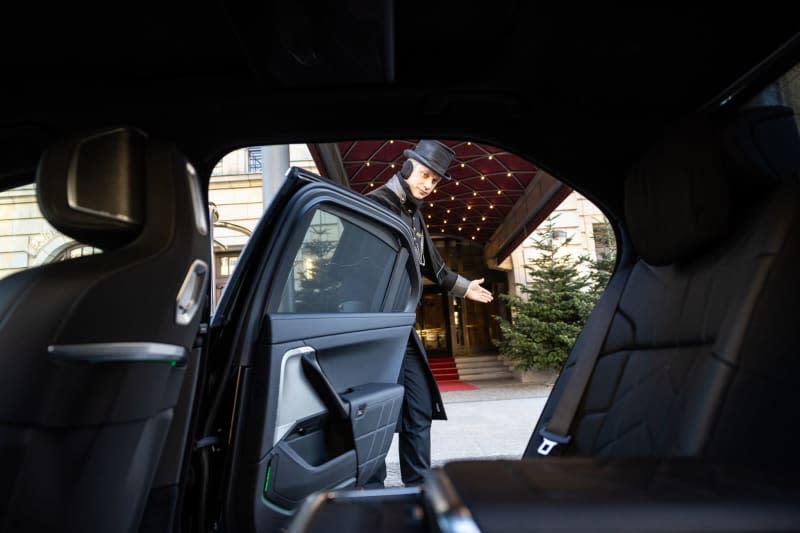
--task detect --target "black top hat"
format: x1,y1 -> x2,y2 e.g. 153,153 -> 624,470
403,140 -> 455,180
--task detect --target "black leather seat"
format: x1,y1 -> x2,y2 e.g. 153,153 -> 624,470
0,128 -> 210,532
528,106 -> 800,462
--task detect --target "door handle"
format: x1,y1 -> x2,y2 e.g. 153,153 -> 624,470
175,259 -> 209,326
300,352 -> 350,420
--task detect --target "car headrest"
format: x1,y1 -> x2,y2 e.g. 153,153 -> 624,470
722,105 -> 800,185
37,128 -> 146,250
625,106 -> 800,266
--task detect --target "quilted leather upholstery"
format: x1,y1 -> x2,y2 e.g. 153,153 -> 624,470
343,383 -> 404,484
573,189 -> 798,456
530,107 -> 800,462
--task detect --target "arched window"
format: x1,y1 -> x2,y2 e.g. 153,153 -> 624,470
48,242 -> 102,263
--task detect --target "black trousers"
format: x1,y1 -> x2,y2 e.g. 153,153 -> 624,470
366,338 -> 433,487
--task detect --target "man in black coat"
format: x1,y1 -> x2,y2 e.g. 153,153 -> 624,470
366,140 -> 494,486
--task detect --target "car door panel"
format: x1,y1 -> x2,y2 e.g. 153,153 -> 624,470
258,318 -> 412,452
214,168 -> 420,532
266,312 -> 414,344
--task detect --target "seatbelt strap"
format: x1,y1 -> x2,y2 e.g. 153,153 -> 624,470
536,266 -> 633,456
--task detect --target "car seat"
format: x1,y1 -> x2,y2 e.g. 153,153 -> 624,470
0,128 -> 210,533
528,105 -> 800,462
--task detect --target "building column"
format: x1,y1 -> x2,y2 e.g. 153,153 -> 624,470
261,145 -> 290,211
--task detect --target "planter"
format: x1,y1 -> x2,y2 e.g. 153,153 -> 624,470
516,368 -> 558,385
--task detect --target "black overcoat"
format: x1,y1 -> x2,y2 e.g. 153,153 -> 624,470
367,175 -> 472,422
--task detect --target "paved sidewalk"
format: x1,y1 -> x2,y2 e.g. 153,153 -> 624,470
384,379 -> 553,487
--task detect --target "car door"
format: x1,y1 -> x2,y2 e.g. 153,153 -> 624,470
197,167 -> 421,532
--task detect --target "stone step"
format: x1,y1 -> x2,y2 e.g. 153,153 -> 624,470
460,369 -> 512,378
458,363 -> 510,373
458,366 -> 514,376
459,371 -> 517,381
454,355 -> 504,364
450,354 -> 516,381
455,360 -> 509,370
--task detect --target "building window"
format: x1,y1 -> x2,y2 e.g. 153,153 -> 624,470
52,243 -> 102,262
211,160 -> 223,176
218,254 -> 239,277
248,147 -> 262,173
592,222 -> 614,260
0,183 -> 103,281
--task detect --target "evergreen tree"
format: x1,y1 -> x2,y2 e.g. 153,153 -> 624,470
493,215 -> 596,371
294,223 -> 341,312
587,220 -> 616,297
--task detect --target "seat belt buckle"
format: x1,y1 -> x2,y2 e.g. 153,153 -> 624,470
537,429 -> 571,456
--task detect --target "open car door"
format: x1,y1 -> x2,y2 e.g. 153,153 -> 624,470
196,167 -> 422,532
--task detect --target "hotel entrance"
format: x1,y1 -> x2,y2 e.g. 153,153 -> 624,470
416,288 -> 451,357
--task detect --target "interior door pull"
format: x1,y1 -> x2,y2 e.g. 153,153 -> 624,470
175,259 -> 209,325
300,352 -> 350,420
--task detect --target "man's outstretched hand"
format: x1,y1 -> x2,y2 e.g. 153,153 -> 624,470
465,278 -> 493,303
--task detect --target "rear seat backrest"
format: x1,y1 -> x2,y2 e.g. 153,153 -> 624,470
527,106 -> 800,462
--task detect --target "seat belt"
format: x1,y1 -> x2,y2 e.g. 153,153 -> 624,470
536,265 -> 633,456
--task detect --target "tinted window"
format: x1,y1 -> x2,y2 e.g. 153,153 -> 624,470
277,208 -> 397,313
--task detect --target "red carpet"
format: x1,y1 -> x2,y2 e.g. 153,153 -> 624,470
436,381 -> 478,392
428,357 -> 478,392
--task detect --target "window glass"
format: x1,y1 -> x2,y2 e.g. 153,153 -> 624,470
208,143 -> 316,301
774,62 -> 800,126
277,208 -> 397,313
0,183 -> 101,281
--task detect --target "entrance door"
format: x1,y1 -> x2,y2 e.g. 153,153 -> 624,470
213,249 -> 242,303
417,288 -> 451,356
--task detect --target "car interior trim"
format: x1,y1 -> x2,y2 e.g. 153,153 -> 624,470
425,468 -> 481,533
175,259 -> 210,325
274,346 -> 327,445
47,341 -> 189,365
66,128 -> 140,224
